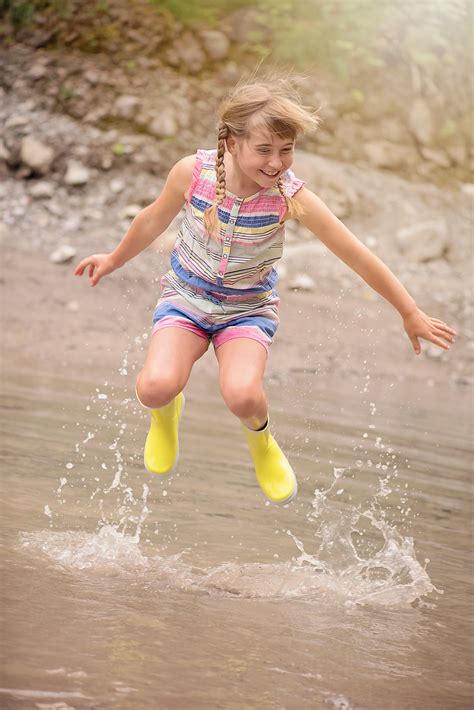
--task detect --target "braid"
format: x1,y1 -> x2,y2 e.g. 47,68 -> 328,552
276,174 -> 305,222
204,122 -> 229,240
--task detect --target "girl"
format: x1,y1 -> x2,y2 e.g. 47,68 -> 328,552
75,79 -> 456,506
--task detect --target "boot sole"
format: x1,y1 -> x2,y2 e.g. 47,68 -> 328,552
144,394 -> 185,476
270,478 -> 298,506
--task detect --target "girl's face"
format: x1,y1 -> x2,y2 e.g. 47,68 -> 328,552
227,129 -> 295,189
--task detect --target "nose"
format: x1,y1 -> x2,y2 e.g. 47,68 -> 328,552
268,157 -> 282,170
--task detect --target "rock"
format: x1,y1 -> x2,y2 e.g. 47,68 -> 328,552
171,32 -> 206,74
364,141 -> 417,169
396,220 -> 449,262
461,183 -> 474,197
27,62 -> 48,80
6,115 -> 29,129
113,94 -> 140,120
30,181 -> 55,199
198,30 -> 230,61
49,245 -> 76,264
66,300 -> 80,312
110,178 -> 125,193
120,204 -> 141,219
64,160 -> 90,186
148,111 -> 178,138
84,69 -> 101,84
447,143 -> 467,166
0,140 -> 11,162
409,98 -> 435,145
20,136 -> 55,174
289,273 -> 315,291
421,147 -> 451,168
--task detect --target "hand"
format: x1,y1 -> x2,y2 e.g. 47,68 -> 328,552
403,308 -> 457,355
74,253 -> 117,287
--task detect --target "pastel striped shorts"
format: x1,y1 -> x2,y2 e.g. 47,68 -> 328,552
152,269 -> 280,353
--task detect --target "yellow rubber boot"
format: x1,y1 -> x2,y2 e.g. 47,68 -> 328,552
141,392 -> 185,475
243,420 -> 297,505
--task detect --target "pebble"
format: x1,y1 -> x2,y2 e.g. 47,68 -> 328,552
110,178 -> 125,193
30,181 -> 55,199
289,273 -> 315,291
64,160 -> 90,186
120,204 -> 141,219
49,245 -> 77,264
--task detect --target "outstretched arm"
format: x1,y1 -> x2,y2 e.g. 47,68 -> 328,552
74,154 -> 195,286
294,187 -> 457,354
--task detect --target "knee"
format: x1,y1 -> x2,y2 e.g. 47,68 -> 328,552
220,380 -> 264,419
136,369 -> 182,409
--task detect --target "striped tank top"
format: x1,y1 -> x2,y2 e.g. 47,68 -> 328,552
170,149 -> 304,291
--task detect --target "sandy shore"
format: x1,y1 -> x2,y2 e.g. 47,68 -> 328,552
2,244 -> 467,396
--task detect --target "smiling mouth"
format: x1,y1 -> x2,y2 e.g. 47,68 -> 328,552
261,170 -> 280,177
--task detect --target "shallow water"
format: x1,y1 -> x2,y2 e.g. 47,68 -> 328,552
1,359 -> 473,709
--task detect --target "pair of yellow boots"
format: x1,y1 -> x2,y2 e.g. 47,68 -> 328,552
141,392 -> 297,505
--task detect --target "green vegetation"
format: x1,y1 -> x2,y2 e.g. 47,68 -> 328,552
150,0 -> 254,26
1,0 -> 70,26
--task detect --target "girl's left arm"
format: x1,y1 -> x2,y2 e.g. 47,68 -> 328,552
294,187 -> 457,354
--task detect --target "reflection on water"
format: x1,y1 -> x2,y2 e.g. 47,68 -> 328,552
1,363 -> 472,709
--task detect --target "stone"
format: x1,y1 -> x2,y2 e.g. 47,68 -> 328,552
20,136 -> 55,174
198,30 -> 230,61
64,160 -> 90,186
289,273 -> 316,291
49,245 -> 77,263
364,141 -> 417,169
0,140 -> 11,162
110,178 -> 125,193
421,147 -> 451,168
409,98 -> 435,145
30,181 -> 55,199
148,111 -> 178,138
447,143 -> 467,166
396,220 -> 449,262
113,95 -> 140,120
173,32 -> 206,74
6,115 -> 29,129
28,62 -> 48,80
120,204 -> 141,219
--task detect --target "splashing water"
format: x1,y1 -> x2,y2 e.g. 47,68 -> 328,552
21,462 -> 437,607
25,348 -> 437,608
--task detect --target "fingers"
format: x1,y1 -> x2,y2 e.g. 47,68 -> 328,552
432,327 -> 455,343
74,257 -> 95,277
74,258 -> 91,276
427,333 -> 450,350
411,335 -> 421,355
431,321 -> 457,336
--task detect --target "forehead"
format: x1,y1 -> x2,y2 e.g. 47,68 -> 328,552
246,129 -> 294,147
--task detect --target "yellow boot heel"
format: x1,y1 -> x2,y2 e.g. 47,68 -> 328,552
243,420 -> 298,505
142,392 -> 185,475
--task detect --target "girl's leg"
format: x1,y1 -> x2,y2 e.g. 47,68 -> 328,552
137,327 -> 209,475
215,338 -> 268,430
136,327 -> 209,408
215,337 -> 297,505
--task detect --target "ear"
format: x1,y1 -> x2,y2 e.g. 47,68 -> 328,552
226,134 -> 237,155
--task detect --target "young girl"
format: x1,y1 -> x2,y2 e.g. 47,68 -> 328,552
75,79 -> 456,506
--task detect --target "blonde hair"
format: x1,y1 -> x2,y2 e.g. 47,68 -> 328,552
204,78 -> 320,239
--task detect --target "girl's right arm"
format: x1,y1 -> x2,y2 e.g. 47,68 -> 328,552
74,155 -> 195,286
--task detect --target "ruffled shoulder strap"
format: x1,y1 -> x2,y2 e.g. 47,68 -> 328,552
275,167 -> 305,220
187,149 -> 217,202
280,167 -> 305,198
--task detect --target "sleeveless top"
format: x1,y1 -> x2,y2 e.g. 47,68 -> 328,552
170,149 -> 304,291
